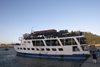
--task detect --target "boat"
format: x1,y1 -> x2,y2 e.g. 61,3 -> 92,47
12,29 -> 90,59
5,47 -> 9,51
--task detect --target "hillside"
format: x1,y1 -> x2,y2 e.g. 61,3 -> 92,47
83,32 -> 100,45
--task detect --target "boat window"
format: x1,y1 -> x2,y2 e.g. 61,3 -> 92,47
27,48 -> 30,50
41,48 -> 44,51
36,41 -> 40,46
28,41 -> 30,43
51,40 -> 60,46
31,48 -> 35,50
32,41 -> 36,46
23,48 -> 26,50
45,40 -> 50,46
24,41 -> 26,43
17,48 -> 19,49
52,48 -> 56,51
20,48 -> 22,50
73,46 -> 80,51
60,38 -> 77,45
60,39 -> 65,45
58,48 -> 63,51
40,41 -> 45,46
77,37 -> 87,44
71,38 -> 77,45
46,48 -> 50,51
32,41 -> 45,46
36,48 -> 39,51
60,39 -> 71,45
45,40 -> 60,46
65,39 -> 71,45
81,46 -> 88,51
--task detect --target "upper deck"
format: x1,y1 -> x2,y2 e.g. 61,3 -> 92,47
23,29 -> 83,40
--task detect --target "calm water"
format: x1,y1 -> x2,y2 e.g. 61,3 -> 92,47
96,47 -> 100,49
0,48 -> 86,67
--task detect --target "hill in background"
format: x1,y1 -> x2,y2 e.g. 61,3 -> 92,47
83,32 -> 100,45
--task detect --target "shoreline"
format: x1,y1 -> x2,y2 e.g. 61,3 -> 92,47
0,46 -> 13,48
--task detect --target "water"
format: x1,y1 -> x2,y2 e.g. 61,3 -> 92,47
96,47 -> 100,49
0,48 -> 86,67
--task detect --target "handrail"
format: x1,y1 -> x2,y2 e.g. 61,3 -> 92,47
19,37 -> 23,41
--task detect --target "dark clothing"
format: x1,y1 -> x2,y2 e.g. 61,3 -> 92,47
92,54 -> 97,59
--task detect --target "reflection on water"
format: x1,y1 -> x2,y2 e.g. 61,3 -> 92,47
0,48 -> 86,67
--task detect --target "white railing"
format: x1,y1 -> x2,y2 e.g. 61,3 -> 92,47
19,37 -> 23,41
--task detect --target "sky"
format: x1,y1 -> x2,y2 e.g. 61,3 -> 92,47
0,0 -> 100,44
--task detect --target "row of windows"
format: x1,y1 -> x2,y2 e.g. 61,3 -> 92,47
32,41 -> 45,46
45,40 -> 60,46
23,38 -> 77,46
24,41 -> 31,43
60,39 -> 77,45
23,37 -> 87,46
17,48 -> 63,51
18,46 -> 80,51
24,38 -> 77,46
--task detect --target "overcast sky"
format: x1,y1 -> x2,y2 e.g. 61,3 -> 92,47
0,0 -> 100,44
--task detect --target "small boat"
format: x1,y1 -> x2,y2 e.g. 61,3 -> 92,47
5,47 -> 9,51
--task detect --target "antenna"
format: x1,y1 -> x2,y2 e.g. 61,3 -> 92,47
31,26 -> 34,33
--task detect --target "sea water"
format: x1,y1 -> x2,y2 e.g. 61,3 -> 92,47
0,48 -> 86,67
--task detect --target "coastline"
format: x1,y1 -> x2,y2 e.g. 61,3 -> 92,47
0,46 -> 13,48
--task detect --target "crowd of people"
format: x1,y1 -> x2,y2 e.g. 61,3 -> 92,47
23,30 -> 83,39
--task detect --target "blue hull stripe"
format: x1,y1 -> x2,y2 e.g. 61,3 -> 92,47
16,52 -> 86,58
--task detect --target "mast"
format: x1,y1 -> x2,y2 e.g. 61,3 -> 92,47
31,26 -> 34,33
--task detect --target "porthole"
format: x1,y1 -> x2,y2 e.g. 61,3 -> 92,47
41,48 -> 44,51
23,48 -> 26,50
31,48 -> 35,50
58,48 -> 63,51
27,48 -> 30,50
52,48 -> 56,51
24,41 -> 26,43
28,41 -> 30,43
20,48 -> 22,50
46,48 -> 50,51
36,48 -> 39,51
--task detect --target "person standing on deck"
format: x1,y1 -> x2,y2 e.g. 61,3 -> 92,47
92,51 -> 97,66
95,49 -> 99,63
